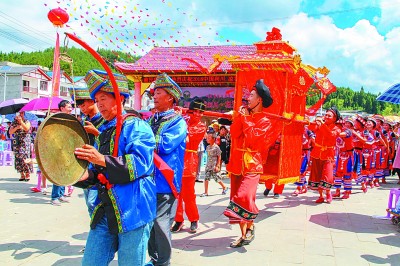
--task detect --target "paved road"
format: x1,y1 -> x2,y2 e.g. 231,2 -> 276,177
0,166 -> 399,266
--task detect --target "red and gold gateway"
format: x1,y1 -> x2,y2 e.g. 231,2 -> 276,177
115,27 -> 336,185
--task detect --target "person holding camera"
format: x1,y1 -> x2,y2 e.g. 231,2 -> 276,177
9,111 -> 32,181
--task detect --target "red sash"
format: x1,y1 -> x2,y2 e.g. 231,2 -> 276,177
154,152 -> 178,198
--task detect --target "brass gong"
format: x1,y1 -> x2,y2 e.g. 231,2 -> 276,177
34,113 -> 89,186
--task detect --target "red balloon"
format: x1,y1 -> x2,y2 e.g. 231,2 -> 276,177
48,7 -> 69,27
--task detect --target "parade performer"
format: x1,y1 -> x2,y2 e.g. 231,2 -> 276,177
147,73 -> 187,266
74,70 -> 157,265
171,98 -> 207,234
332,119 -> 355,199
224,79 -> 278,248
352,115 -> 367,192
307,107 -> 342,204
264,138 -> 285,199
372,115 -> 389,187
360,118 -> 380,190
69,87 -> 105,216
292,127 -> 314,196
70,87 -> 105,146
382,121 -> 396,182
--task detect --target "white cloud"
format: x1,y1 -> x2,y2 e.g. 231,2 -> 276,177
379,0 -> 400,30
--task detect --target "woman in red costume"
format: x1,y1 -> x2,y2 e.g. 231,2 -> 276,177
171,98 -> 207,234
224,79 -> 278,248
352,115 -> 368,192
307,107 -> 342,204
382,121 -> 396,180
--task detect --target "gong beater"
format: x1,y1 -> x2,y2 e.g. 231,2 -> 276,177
35,113 -> 89,186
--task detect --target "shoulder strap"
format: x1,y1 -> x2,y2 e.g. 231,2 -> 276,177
122,113 -> 138,120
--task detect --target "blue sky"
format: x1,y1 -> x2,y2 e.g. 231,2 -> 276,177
0,0 -> 399,94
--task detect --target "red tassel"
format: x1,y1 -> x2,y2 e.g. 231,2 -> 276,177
98,173 -> 113,190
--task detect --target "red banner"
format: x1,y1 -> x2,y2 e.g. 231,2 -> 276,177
51,32 -> 61,97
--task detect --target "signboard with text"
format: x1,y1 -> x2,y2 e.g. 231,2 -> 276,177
142,75 -> 236,87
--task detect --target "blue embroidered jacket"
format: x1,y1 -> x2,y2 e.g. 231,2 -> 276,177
75,114 -> 157,234
148,109 -> 187,194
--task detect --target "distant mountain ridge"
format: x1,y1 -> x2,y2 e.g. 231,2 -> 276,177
0,47 -> 139,77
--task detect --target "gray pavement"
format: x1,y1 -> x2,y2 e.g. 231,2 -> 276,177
0,165 -> 399,266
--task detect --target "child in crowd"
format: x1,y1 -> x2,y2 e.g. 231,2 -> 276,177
25,157 -> 47,195
200,132 -> 228,196
218,125 -> 231,175
65,185 -> 74,197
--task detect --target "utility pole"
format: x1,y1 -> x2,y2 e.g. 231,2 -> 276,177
0,72 -> 7,101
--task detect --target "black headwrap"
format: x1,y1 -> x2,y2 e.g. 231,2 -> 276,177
254,79 -> 273,108
189,97 -> 205,112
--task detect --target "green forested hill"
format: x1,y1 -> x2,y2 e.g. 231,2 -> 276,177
0,48 -> 398,115
0,47 -> 138,76
307,86 -> 400,115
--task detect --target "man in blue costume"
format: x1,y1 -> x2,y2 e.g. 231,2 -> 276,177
147,73 -> 187,266
74,70 -> 157,265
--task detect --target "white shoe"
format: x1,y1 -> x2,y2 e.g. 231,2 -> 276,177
59,196 -> 70,203
51,199 -> 61,206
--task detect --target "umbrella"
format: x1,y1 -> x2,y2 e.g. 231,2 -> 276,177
376,83 -> 400,104
6,112 -> 39,122
20,96 -> 64,112
0,98 -> 29,115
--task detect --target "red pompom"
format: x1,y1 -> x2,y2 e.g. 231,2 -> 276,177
97,173 -> 113,190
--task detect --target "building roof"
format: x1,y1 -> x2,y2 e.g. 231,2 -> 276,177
115,45 -> 256,74
0,65 -> 37,74
0,62 -> 51,80
73,76 -> 85,82
46,71 -> 73,83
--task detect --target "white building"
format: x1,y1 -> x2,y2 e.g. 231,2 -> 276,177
0,62 -> 74,102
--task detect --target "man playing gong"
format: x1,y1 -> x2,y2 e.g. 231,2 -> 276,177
74,70 -> 157,265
